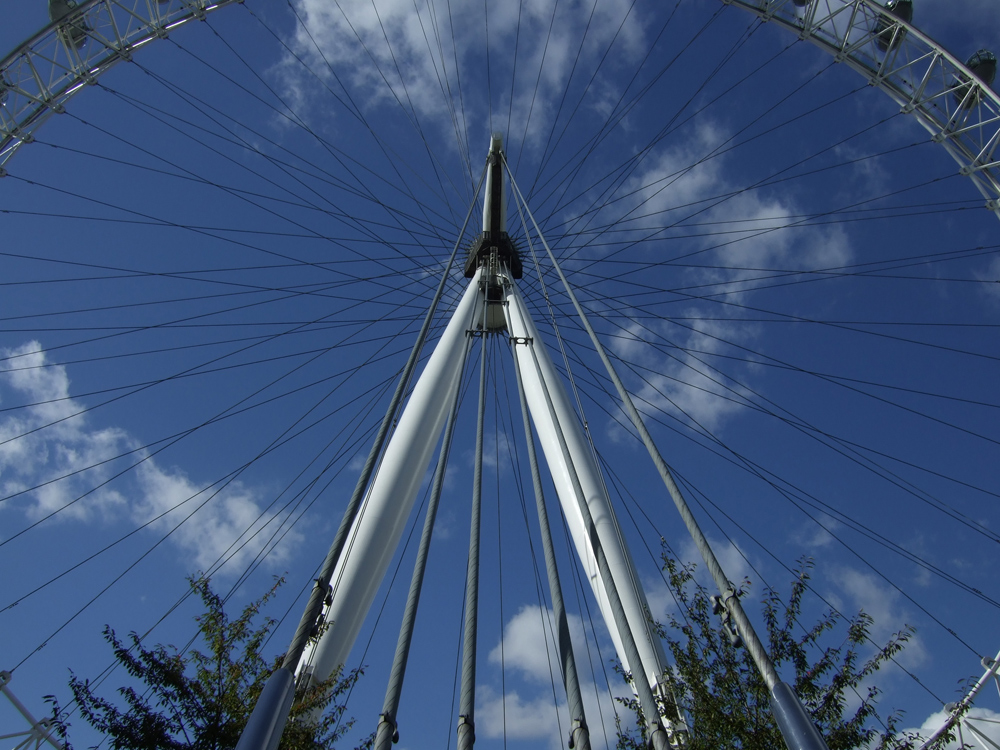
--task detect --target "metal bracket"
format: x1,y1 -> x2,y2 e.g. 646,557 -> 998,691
307,581 -> 333,638
378,712 -> 400,744
711,587 -> 744,648
457,714 -> 476,744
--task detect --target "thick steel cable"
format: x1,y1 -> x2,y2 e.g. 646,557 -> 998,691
277,159 -> 482,675
510,333 -> 591,750
511,146 -> 782,652
509,156 -> 772,683
374,334 -> 470,750
235,159 -> 487,750
507,158 -> 839,750
509,283 -> 670,750
457,298 -> 488,750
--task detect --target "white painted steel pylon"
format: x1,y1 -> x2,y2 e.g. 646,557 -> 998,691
295,133 -> 681,745
918,649 -> 1000,750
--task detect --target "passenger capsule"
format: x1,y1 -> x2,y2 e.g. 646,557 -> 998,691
968,49 -> 998,87
48,0 -> 89,49
874,0 -> 913,53
954,49 -> 997,108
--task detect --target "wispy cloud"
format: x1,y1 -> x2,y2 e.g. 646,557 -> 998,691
829,565 -> 928,669
601,121 -> 853,431
481,603 -> 635,749
907,707 -> 1000,750
0,341 -> 300,573
280,0 -> 647,152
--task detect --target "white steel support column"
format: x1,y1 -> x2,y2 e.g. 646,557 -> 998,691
299,271 -> 484,687
0,671 -> 66,750
504,277 -> 671,705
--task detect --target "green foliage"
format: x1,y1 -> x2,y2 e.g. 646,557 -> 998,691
616,555 -> 919,750
61,577 -> 366,750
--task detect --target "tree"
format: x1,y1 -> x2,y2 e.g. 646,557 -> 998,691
59,577 -> 367,750
616,555 -> 920,750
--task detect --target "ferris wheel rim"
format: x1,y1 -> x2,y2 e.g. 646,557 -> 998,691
3,0 -> 998,214
0,3 -> 997,748
0,0 -> 241,171
723,0 -> 1000,218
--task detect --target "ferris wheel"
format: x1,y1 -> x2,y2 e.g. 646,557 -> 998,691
1,2 -> 999,750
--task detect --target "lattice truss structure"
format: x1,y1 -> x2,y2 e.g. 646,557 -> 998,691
0,671 -> 65,750
3,0 -> 999,217
918,650 -> 1000,750
0,0 -> 240,173
726,0 -> 1000,218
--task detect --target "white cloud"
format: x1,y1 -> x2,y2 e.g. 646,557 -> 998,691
791,513 -> 842,550
0,341 -> 299,574
830,566 -> 928,668
279,0 -> 647,150
600,121 -> 853,432
975,256 -> 1000,302
481,432 -> 512,470
907,707 -> 1000,750
477,684 -> 564,746
0,342 -> 130,522
132,460 -> 297,572
482,603 -> 638,748
488,604 -> 588,684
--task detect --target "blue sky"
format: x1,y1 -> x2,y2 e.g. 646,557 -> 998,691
2,1 -> 1000,749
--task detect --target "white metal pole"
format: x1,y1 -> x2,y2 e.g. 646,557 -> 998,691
506,162 -> 830,750
0,672 -> 65,750
504,280 -> 671,708
918,649 -> 1000,750
457,317 -> 489,750
299,271 -> 484,687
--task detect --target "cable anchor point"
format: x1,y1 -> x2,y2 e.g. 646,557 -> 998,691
711,587 -> 744,648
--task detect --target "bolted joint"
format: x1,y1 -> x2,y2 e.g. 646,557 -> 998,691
645,721 -> 666,750
710,588 -> 744,648
457,714 -> 475,744
307,581 -> 333,638
378,712 -> 400,744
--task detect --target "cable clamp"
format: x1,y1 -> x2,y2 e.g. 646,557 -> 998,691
307,581 -> 333,638
710,587 -> 743,648
645,721 -> 665,750
568,718 -> 588,748
378,713 -> 400,744
509,336 -> 532,345
457,714 -> 475,743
